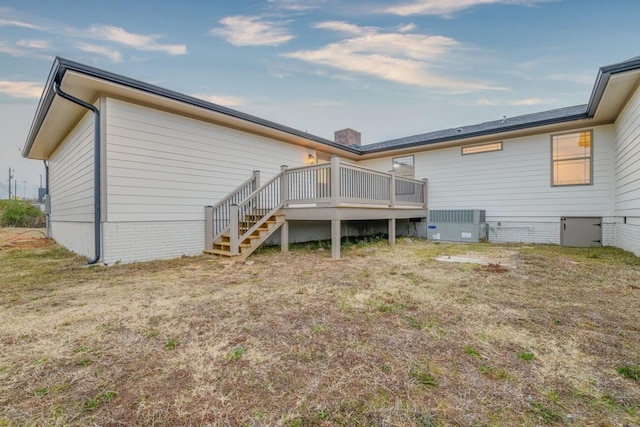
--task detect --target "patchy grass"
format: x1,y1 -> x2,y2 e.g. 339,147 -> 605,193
1,229 -> 640,426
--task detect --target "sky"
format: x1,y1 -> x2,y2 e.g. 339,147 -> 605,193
1,0 -> 640,199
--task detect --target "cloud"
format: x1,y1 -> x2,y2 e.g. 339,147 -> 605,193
397,23 -> 417,32
0,81 -> 42,98
0,18 -> 43,30
267,0 -> 326,11
191,93 -> 248,106
465,97 -> 553,106
313,21 -> 375,35
76,43 -> 122,62
211,16 -> 293,46
283,23 -> 506,92
0,42 -> 29,57
85,25 -> 187,55
381,0 -> 550,16
16,39 -> 51,49
546,72 -> 594,86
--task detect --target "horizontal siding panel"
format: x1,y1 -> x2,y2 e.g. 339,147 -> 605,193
105,98 -> 308,222
49,114 -> 94,223
615,85 -> 640,217
360,125 -> 615,218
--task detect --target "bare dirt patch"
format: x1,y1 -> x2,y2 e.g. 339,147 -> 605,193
1,230 -> 639,426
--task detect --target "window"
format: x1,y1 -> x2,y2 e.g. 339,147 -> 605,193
551,131 -> 592,186
392,156 -> 414,178
461,142 -> 502,155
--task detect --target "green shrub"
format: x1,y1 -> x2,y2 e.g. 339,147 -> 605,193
0,200 -> 45,228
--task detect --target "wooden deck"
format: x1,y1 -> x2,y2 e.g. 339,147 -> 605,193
205,156 -> 428,260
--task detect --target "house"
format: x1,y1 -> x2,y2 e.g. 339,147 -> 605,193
22,56 -> 640,264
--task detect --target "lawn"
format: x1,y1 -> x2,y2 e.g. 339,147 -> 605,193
1,228 -> 639,426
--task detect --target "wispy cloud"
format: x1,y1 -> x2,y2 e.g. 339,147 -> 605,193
211,16 -> 294,46
191,93 -> 248,106
381,0 -> 550,16
465,97 -> 553,106
267,0 -> 326,11
313,21 -> 375,35
0,18 -> 44,30
397,23 -> 417,32
546,72 -> 594,86
76,42 -> 122,62
283,22 -> 506,92
85,25 -> 187,55
16,39 -> 50,49
0,81 -> 42,98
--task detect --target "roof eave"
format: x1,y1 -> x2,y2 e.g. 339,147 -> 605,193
23,57 -> 361,159
22,57 -> 64,158
586,56 -> 640,117
360,112 -> 589,154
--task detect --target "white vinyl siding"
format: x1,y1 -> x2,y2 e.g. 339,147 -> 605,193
359,125 -> 615,219
614,84 -> 640,255
49,113 -> 94,222
614,85 -> 640,217
104,98 -> 309,223
48,112 -> 95,257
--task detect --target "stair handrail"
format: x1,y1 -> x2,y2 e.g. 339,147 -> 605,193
229,170 -> 285,255
205,171 -> 260,249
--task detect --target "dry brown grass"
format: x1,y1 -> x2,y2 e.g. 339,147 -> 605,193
1,229 -> 639,426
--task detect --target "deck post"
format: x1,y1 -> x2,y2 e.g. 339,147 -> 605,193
253,170 -> 261,191
230,204 -> 240,255
388,218 -> 396,246
280,165 -> 288,207
330,156 -> 340,207
422,178 -> 429,209
331,219 -> 341,260
205,206 -> 214,250
389,172 -> 396,207
281,220 -> 289,253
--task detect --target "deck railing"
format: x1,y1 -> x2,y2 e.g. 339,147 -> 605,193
205,157 -> 428,251
229,171 -> 284,255
205,171 -> 260,250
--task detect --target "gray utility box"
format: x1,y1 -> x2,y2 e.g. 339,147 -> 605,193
426,209 -> 487,243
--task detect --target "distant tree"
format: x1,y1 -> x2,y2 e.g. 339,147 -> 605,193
0,200 -> 45,228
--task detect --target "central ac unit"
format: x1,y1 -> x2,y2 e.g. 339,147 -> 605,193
426,209 -> 487,243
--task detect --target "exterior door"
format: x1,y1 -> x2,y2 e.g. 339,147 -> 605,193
561,217 -> 602,247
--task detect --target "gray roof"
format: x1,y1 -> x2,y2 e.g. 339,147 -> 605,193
360,105 -> 588,152
24,54 -> 640,158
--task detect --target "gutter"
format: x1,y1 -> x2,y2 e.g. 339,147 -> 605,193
53,80 -> 102,265
23,57 -> 361,158
586,56 -> 640,117
360,111 -> 589,154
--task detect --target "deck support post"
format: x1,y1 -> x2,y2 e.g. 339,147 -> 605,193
281,220 -> 289,253
205,206 -> 213,250
388,218 -> 396,246
230,204 -> 240,255
331,219 -> 341,260
330,156 -> 340,207
422,178 -> 429,209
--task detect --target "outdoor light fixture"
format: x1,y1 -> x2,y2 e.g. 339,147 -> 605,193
307,153 -> 316,164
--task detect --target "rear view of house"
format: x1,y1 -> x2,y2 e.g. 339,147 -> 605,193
22,56 -> 640,263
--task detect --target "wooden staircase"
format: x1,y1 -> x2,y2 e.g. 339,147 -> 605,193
204,212 -> 285,261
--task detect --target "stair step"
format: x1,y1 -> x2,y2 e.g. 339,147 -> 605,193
215,241 -> 252,248
204,249 -> 241,257
219,233 -> 262,241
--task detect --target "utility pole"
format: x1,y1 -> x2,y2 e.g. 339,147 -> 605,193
8,168 -> 12,200
14,179 -> 17,200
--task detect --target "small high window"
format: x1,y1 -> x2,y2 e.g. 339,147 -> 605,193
392,156 -> 414,178
551,131 -> 592,186
461,142 -> 502,155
